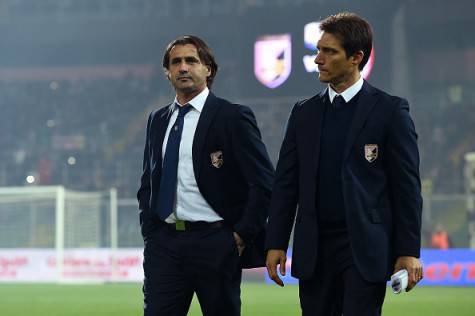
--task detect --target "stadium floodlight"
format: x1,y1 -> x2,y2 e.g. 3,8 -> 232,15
464,152 -> 475,249
0,186 -> 118,282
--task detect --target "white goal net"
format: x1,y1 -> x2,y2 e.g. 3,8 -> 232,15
0,186 -> 118,282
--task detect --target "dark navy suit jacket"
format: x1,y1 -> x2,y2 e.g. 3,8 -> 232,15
265,81 -> 423,282
138,92 -> 275,268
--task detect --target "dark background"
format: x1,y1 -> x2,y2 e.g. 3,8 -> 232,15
0,0 -> 474,198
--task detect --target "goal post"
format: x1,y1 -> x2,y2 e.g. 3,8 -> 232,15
55,186 -> 65,282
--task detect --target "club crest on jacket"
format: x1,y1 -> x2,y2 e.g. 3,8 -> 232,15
210,150 -> 223,168
364,144 -> 378,163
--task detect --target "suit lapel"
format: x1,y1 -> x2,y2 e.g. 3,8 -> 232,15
342,81 -> 379,161
192,92 -> 221,180
154,106 -> 174,170
308,90 -> 327,176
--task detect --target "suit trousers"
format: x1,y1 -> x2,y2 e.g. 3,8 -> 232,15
299,229 -> 386,316
143,223 -> 242,316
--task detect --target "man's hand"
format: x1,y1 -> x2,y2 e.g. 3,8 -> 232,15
233,232 -> 245,257
394,256 -> 423,292
266,249 -> 287,287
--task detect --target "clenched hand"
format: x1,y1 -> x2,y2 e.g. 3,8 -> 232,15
394,256 -> 423,292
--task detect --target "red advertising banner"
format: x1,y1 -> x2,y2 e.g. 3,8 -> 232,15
0,249 -> 143,282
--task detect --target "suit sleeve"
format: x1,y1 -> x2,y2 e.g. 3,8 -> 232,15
230,105 -> 275,244
137,113 -> 152,219
265,103 -> 300,251
386,99 -> 423,258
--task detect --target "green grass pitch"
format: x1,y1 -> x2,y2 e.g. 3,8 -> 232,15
0,283 -> 474,315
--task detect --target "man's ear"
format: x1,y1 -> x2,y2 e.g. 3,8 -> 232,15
164,68 -> 171,81
351,50 -> 364,67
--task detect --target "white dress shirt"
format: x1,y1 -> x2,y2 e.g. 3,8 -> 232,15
328,76 -> 364,103
161,87 -> 223,223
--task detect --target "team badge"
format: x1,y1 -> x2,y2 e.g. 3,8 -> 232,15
210,151 -> 223,168
254,34 -> 292,89
364,144 -> 378,163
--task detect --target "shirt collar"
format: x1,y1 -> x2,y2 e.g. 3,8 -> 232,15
328,76 -> 364,103
173,87 -> 209,113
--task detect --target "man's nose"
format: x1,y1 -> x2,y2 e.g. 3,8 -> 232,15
314,53 -> 323,65
178,62 -> 189,72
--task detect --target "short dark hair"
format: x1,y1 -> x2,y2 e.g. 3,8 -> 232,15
162,35 -> 219,88
320,12 -> 373,71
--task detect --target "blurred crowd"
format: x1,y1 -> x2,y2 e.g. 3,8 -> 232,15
412,88 -> 475,194
1,75 -> 474,198
0,75 -> 156,197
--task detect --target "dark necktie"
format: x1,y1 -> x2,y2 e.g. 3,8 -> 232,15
156,104 -> 192,220
333,95 -> 346,109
